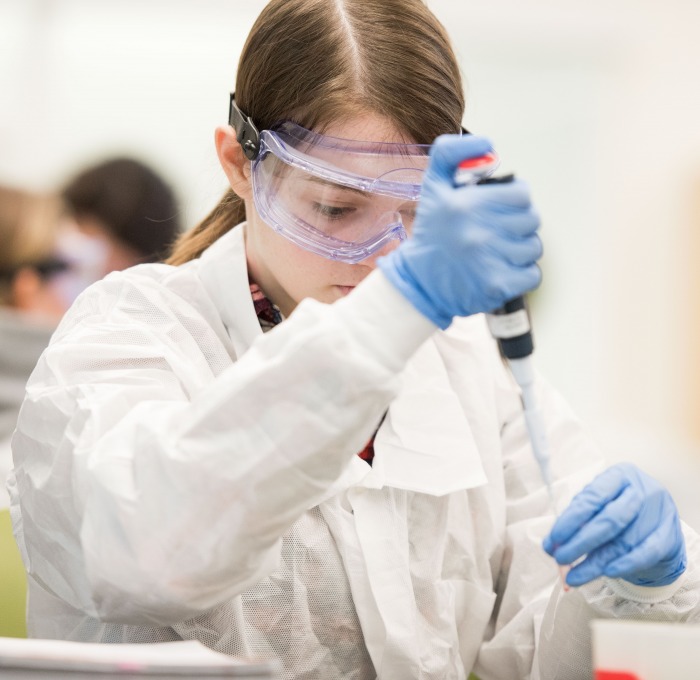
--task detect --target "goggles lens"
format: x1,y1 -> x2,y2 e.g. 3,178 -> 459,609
252,123 -> 432,263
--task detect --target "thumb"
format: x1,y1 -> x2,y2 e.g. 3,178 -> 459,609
426,134 -> 493,184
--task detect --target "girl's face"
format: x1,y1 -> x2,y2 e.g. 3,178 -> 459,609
243,113 -> 412,318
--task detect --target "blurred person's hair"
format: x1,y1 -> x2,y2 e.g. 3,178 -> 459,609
0,186 -> 62,306
62,157 -> 182,263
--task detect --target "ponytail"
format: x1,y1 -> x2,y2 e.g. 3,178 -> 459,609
165,189 -> 245,265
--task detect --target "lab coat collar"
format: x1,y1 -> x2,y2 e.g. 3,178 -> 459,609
196,224 -> 262,358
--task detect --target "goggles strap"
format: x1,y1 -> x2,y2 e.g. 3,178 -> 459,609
229,93 -> 261,160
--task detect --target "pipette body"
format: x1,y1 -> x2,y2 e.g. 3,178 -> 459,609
486,301 -> 554,502
455,159 -> 554,501
457,158 -> 567,586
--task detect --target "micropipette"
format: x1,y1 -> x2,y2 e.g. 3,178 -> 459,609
456,155 -> 568,588
456,155 -> 553,499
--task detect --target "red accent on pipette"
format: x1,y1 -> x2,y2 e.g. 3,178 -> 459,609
454,152 -> 500,185
594,671 -> 642,680
457,152 -> 498,171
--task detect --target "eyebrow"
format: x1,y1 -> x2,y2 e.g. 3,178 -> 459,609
305,176 -> 371,198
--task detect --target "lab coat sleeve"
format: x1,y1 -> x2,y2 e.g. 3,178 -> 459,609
0,435 -> 12,510
11,268 -> 436,626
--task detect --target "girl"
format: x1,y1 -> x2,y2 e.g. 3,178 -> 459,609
9,1 -> 699,679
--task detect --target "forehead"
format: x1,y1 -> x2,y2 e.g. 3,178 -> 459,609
319,112 -> 415,145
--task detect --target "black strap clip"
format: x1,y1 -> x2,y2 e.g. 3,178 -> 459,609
228,92 -> 261,160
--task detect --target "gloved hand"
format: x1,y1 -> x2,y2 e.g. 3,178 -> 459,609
543,463 -> 687,588
378,134 -> 542,329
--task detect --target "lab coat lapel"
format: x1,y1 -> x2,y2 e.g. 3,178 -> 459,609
371,337 -> 487,495
197,224 -> 262,357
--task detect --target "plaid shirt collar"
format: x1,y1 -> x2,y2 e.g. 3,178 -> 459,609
249,281 -> 283,332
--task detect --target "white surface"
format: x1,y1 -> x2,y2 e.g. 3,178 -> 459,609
0,637 -> 277,675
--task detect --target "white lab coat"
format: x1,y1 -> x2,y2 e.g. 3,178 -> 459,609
9,225 -> 700,680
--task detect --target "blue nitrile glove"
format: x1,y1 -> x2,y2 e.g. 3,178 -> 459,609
378,134 -> 542,329
543,463 -> 687,588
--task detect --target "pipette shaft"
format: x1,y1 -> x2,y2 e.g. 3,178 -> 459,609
460,166 -> 568,587
453,163 -> 554,498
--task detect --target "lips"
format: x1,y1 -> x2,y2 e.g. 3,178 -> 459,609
336,285 -> 356,296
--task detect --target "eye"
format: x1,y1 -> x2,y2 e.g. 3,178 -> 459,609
313,203 -> 356,220
399,204 -> 417,222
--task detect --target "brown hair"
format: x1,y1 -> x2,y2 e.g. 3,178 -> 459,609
63,157 -> 182,263
0,186 -> 61,305
167,0 -> 464,265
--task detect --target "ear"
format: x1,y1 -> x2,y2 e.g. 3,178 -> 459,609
215,126 -> 252,200
10,267 -> 43,310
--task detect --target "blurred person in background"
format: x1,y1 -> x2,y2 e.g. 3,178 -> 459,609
61,156 -> 182,273
0,157 -> 181,509
0,186 -> 72,508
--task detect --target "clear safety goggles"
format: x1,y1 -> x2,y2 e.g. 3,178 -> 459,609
229,95 -> 495,263
254,124 -> 436,262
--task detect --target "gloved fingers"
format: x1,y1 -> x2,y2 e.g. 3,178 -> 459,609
564,541 -> 622,587
466,178 -> 533,210
543,465 -> 631,554
563,526 -> 685,588
476,210 -> 540,239
560,513 -> 660,587
495,263 -> 542,301
549,484 -> 643,565
426,134 -> 494,184
603,512 -> 685,582
493,234 -> 543,267
542,463 -> 687,588
471,262 -> 543,314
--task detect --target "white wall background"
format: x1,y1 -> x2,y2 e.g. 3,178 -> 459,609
2,0 -> 700,525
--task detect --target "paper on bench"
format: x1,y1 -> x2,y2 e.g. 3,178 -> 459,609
0,638 -> 280,676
